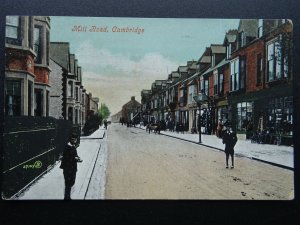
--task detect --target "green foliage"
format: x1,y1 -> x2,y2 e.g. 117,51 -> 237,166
82,114 -> 102,136
98,103 -> 110,120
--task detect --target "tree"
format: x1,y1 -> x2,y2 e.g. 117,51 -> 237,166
99,103 -> 111,120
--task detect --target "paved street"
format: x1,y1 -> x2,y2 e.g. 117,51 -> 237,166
105,123 -> 294,199
17,124 -> 294,200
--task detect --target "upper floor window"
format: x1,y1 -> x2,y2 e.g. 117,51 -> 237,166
212,54 -> 215,67
75,87 -> 79,101
204,79 -> 209,96
226,44 -> 232,59
230,58 -> 240,91
46,30 -> 50,66
267,38 -> 288,82
214,70 -> 218,95
6,16 -> 21,45
188,85 -> 197,104
68,81 -> 73,97
258,19 -> 263,38
214,70 -> 225,95
34,26 -> 42,64
238,31 -> 247,48
256,54 -> 263,84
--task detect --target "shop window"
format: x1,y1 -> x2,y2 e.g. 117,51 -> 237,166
237,102 -> 253,131
267,97 -> 293,135
5,80 -> 21,116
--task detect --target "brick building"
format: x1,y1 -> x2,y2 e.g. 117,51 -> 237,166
5,16 -> 51,117
140,19 -> 293,143
121,96 -> 141,123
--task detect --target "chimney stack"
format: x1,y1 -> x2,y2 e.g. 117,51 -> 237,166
131,96 -> 135,101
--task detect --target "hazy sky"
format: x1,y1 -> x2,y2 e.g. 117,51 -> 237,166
50,17 -> 239,115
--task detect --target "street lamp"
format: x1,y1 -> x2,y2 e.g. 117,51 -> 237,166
193,93 -> 208,144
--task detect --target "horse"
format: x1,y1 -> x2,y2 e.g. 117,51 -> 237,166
146,123 -> 161,134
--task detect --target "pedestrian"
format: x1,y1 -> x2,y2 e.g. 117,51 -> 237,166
104,120 -> 108,129
60,134 -> 82,200
222,124 -> 238,169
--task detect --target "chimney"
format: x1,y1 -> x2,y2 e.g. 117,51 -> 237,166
131,96 -> 135,101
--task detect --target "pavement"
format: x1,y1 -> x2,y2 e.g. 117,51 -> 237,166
17,126 -> 106,200
136,125 -> 294,170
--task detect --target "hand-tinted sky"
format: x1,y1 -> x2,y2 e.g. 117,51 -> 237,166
50,17 -> 239,116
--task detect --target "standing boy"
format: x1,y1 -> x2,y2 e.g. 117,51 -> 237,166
222,124 -> 238,169
60,134 -> 82,200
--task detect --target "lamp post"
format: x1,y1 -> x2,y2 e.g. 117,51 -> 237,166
193,93 -> 208,144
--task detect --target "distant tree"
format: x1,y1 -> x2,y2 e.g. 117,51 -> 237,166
82,113 -> 103,136
99,103 -> 111,120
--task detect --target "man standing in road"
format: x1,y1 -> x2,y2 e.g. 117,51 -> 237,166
222,122 -> 238,169
60,134 -> 82,200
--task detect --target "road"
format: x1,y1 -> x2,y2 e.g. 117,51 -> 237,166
104,123 -> 294,200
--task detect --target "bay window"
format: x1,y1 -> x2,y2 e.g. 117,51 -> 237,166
34,26 -> 42,64
5,80 -> 21,116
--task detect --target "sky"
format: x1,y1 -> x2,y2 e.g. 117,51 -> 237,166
50,17 -> 239,116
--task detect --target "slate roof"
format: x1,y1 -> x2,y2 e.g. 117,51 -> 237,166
211,44 -> 226,54
50,42 -> 70,71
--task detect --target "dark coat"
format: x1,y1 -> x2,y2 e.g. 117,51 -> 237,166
60,143 -> 80,173
222,130 -> 238,154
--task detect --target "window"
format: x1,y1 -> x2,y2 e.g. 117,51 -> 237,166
230,58 -> 240,91
237,102 -> 253,131
258,19 -> 263,38
34,26 -> 42,64
219,73 -> 224,94
256,54 -> 263,84
34,89 -> 43,116
6,16 -> 21,45
267,39 -> 286,82
5,80 -> 21,116
268,97 -> 293,135
75,87 -> 79,101
212,54 -> 215,67
239,31 -> 246,48
227,44 -> 232,59
28,81 -> 33,116
46,90 -> 49,117
214,70 -> 218,95
68,81 -> 73,97
240,57 -> 246,89
200,79 -> 204,94
46,30 -> 50,66
188,85 -> 197,104
204,79 -> 209,96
